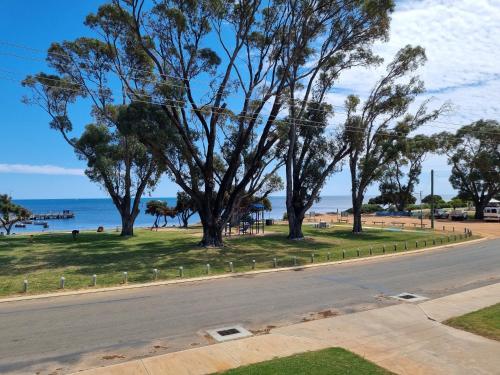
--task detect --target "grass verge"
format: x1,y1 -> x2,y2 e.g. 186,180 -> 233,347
444,303 -> 500,341
218,347 -> 391,374
0,224 -> 474,297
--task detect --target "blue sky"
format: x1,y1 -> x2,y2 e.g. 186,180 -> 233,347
0,0 -> 499,199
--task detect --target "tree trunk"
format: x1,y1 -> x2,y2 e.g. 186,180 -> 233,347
120,214 -> 135,236
352,197 -> 363,234
474,202 -> 485,220
200,221 -> 224,246
396,198 -> 405,212
198,207 -> 224,246
182,216 -> 189,228
152,215 -> 159,230
287,211 -> 304,240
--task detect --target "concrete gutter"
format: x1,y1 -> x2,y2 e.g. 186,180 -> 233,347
0,237 -> 486,304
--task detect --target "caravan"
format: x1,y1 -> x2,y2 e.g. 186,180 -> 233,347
484,199 -> 500,222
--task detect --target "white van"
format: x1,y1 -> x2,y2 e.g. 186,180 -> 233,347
484,206 -> 500,222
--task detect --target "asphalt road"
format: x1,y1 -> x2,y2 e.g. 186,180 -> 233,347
0,239 -> 499,374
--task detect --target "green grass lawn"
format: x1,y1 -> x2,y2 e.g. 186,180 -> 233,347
218,347 -> 391,374
444,303 -> 500,341
0,224 -> 472,297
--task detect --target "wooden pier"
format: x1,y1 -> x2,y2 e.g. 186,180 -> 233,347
30,210 -> 75,220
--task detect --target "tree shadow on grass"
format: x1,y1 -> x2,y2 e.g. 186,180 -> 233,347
0,227 -> 439,281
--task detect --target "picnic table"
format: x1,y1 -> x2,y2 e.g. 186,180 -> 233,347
314,221 -> 329,229
372,221 -> 385,226
390,222 -> 405,228
412,223 -> 427,228
337,218 -> 349,223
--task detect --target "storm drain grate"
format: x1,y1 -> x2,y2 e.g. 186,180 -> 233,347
391,292 -> 428,302
217,328 -> 240,336
206,325 -> 253,342
399,294 -> 417,300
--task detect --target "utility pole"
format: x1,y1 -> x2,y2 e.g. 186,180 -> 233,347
430,169 -> 435,229
420,191 -> 423,229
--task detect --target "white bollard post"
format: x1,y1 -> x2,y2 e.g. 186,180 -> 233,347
252,259 -> 256,270
92,274 -> 97,286
229,261 -> 234,273
60,276 -> 65,289
123,271 -> 128,284
23,279 -> 28,293
293,256 -> 297,266
273,258 -> 277,268
179,266 -> 184,278
206,263 -> 211,275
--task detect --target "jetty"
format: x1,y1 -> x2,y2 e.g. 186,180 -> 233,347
30,210 -> 75,220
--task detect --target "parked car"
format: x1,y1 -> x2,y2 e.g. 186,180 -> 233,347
434,209 -> 449,219
450,210 -> 467,221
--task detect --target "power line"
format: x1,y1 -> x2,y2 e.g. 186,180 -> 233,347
2,37 -> 498,120
1,42 -> 498,133
1,44 -> 495,126
6,75 -> 500,144
0,41 -> 470,119
0,67 -> 482,134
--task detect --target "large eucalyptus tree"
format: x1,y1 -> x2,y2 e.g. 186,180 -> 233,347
24,0 -> 396,245
438,120 -> 500,219
22,72 -> 164,236
344,46 -> 444,233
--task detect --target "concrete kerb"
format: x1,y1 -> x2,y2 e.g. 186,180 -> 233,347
0,237 -> 487,304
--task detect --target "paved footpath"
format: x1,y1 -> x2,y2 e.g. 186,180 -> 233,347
74,282 -> 500,375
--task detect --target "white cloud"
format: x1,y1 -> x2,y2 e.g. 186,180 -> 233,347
332,0 -> 500,122
0,164 -> 85,176
320,0 -> 500,196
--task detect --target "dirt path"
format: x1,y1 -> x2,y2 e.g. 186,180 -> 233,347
310,213 -> 500,238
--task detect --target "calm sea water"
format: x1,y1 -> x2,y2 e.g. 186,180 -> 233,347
7,196 -> 357,234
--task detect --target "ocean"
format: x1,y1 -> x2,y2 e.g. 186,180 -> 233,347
7,196 -> 356,234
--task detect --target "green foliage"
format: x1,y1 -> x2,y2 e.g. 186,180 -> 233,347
371,134 -> 436,211
369,181 -> 416,210
146,200 -> 177,228
0,195 -> 31,235
345,204 -> 383,214
407,203 -> 430,211
421,194 -> 449,208
345,45 -> 445,232
175,192 -> 197,228
438,120 -> 500,218
448,198 -> 465,209
23,62 -> 165,236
